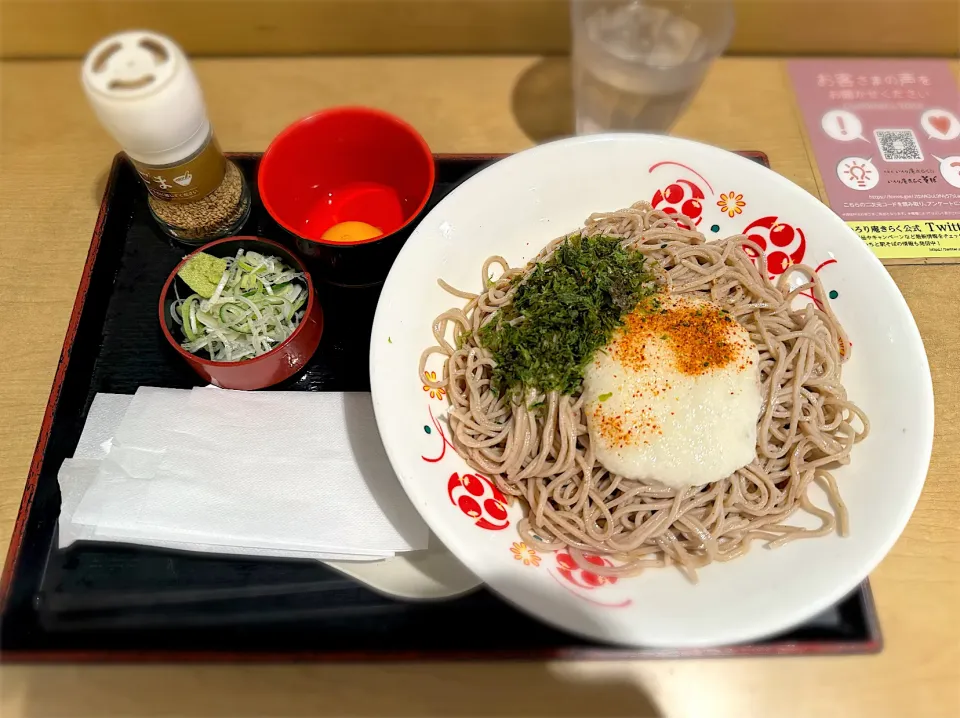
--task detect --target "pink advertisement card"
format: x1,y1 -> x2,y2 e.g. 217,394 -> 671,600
788,59 -> 960,260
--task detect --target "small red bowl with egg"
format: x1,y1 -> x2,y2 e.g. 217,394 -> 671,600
159,236 -> 324,390
258,106 -> 436,287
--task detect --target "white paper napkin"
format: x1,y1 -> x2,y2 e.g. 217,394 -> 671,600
182,389 -> 421,542
72,392 -> 134,459
61,388 -> 429,560
107,387 -> 212,478
112,387 -> 190,448
58,458 -> 371,560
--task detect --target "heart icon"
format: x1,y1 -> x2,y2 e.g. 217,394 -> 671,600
929,115 -> 952,136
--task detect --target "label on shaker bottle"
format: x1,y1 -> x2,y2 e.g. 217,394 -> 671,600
129,136 -> 226,203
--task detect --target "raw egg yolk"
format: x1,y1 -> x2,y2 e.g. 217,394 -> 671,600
321,221 -> 382,243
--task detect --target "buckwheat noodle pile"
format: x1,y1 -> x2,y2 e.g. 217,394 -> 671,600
420,201 -> 869,582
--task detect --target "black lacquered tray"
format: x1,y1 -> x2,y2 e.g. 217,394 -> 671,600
0,152 -> 881,661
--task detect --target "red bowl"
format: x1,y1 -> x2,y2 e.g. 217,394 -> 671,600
159,236 -> 324,390
258,106 -> 435,287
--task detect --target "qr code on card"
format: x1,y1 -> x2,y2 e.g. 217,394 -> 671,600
874,129 -> 924,162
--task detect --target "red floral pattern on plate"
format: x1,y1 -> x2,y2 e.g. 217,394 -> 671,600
649,160 -> 715,229
556,550 -> 618,588
447,472 -> 510,530
742,215 -> 808,276
548,551 -> 632,608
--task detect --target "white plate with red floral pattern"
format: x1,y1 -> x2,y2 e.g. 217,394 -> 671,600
369,134 -> 933,647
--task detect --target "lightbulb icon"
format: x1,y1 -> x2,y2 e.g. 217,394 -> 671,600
837,157 -> 878,191
846,161 -> 869,187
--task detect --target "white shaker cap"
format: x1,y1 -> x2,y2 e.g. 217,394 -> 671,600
81,31 -> 210,165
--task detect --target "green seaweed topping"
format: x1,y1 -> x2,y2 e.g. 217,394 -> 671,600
478,234 -> 657,396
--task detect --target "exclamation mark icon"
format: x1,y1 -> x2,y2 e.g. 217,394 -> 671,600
837,116 -> 847,136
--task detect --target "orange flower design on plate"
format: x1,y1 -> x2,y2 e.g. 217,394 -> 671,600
422,370 -> 446,400
510,542 -> 541,567
717,191 -> 746,218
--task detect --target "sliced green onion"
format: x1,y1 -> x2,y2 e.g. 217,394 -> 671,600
175,249 -> 307,362
179,297 -> 199,340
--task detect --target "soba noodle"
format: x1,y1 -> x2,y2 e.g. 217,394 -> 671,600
420,201 -> 869,582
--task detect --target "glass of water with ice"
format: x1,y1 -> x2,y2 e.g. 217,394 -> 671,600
572,0 -> 734,134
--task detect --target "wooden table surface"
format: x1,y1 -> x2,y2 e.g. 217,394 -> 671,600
1,56 -> 958,718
